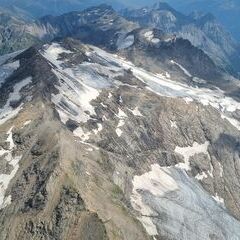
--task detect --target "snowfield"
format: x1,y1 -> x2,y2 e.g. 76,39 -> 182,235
89,45 -> 240,131
131,164 -> 240,239
0,77 -> 32,125
0,127 -> 22,209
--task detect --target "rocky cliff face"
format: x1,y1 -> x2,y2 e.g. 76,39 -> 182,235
0,37 -> 240,239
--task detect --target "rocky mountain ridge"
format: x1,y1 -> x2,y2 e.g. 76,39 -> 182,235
23,4 -> 240,95
0,2 -> 239,80
0,37 -> 240,239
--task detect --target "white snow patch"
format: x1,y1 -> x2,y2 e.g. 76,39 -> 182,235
195,171 -> 208,180
175,141 -> 210,171
212,193 -> 225,207
184,97 -> 193,104
131,107 -> 143,116
0,127 -> 22,209
101,102 -> 107,108
171,60 -> 192,77
115,128 -> 123,137
73,127 -> 91,141
108,92 -> 112,99
131,163 -> 240,239
165,72 -> 171,79
93,123 -> 103,135
117,108 -> 127,118
115,108 -> 127,137
23,120 -> 32,126
0,77 -> 32,126
117,35 -> 135,50
221,114 -> 240,130
144,31 -> 154,41
208,163 -> 214,178
41,43 -> 72,67
82,46 -> 240,132
131,164 -> 178,236
218,162 -> 223,177
119,95 -> 123,104
51,68 -> 99,124
116,119 -> 125,137
170,120 -> 177,129
42,44 -> 100,125
151,38 -> 160,44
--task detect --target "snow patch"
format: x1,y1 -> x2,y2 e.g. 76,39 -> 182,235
218,162 -> 223,177
0,127 -> 22,209
41,43 -> 72,67
117,35 -> 135,50
151,38 -> 160,44
144,31 -> 154,40
130,107 -> 143,116
170,120 -> 177,129
108,92 -> 112,99
23,120 -> 32,126
175,141 -> 210,171
42,43 -> 102,125
131,164 -> 240,239
117,108 -> 127,118
171,60 -> 192,77
131,164 -> 178,236
195,171 -> 208,180
93,123 -> 103,135
212,193 -> 225,207
77,46 -> 240,132
0,77 -> 32,126
116,119 -> 125,137
221,114 -> 240,130
73,127 -> 91,141
116,108 -> 127,137
51,68 -> 99,124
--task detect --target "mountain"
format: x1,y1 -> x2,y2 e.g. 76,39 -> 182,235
0,8 -> 40,55
121,2 -> 240,76
24,4 -> 240,91
0,3 -> 239,79
0,35 -> 240,239
1,4 -> 240,239
0,0 -> 125,17
163,0 -> 240,41
27,5 -> 138,48
0,0 -> 239,42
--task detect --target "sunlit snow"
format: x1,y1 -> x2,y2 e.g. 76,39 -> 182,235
0,127 -> 22,209
0,77 -> 32,125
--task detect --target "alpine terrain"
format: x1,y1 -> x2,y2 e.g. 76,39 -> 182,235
121,2 -> 240,76
0,3 -> 240,240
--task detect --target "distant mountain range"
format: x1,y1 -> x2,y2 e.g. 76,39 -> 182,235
0,0 -> 239,42
121,2 -> 240,76
0,2 -> 239,77
163,0 -> 240,41
0,0 -> 125,16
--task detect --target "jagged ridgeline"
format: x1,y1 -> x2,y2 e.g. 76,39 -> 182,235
0,3 -> 240,240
